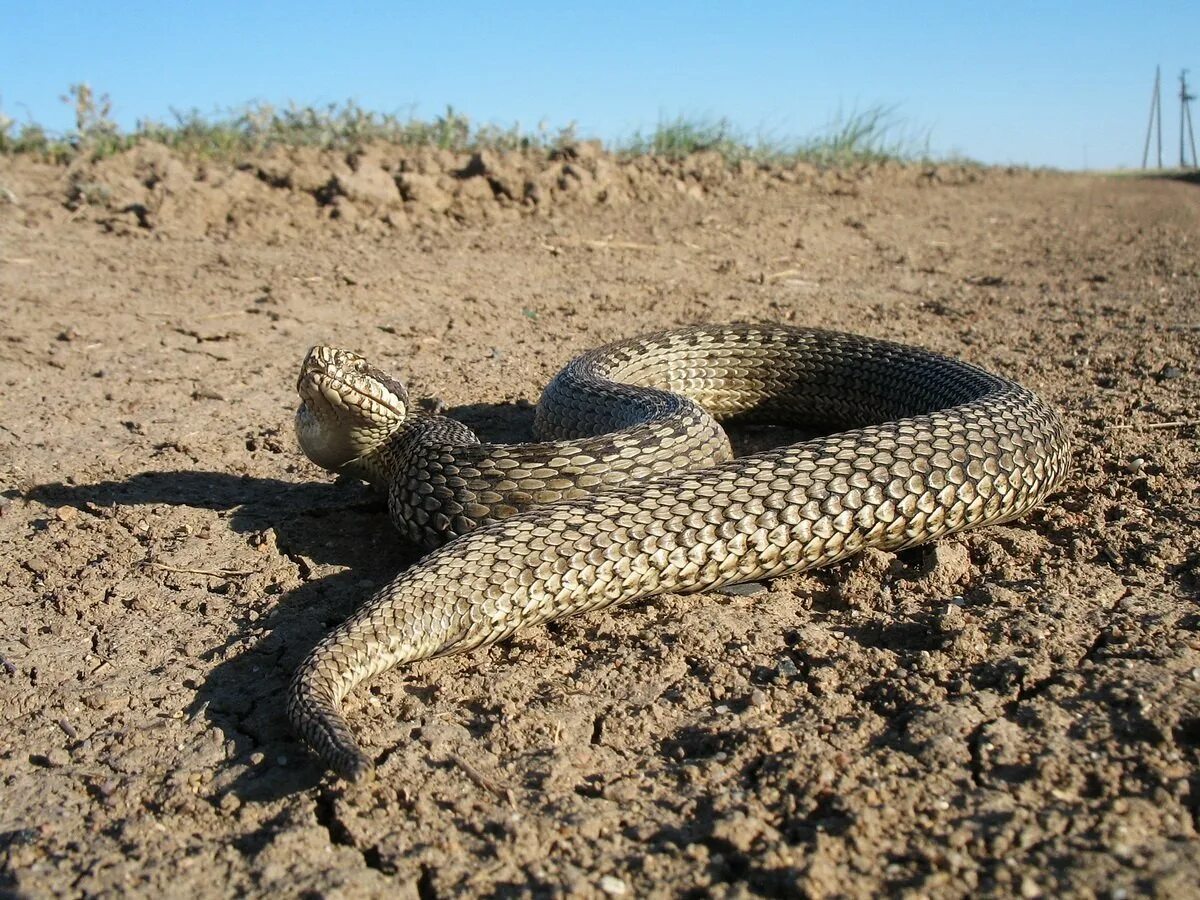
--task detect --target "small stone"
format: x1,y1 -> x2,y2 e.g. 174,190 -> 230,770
55,506 -> 78,522
46,748 -> 70,767
1157,365 -> 1183,381
598,875 -> 627,896
218,793 -> 241,813
748,689 -> 769,708
1124,457 -> 1145,475
777,657 -> 799,678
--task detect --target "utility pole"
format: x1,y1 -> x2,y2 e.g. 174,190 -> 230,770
1180,70 -> 1197,169
1143,66 -> 1163,169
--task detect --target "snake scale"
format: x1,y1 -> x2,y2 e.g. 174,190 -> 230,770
288,323 -> 1069,782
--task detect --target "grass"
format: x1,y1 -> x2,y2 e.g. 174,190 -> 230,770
0,84 -> 579,162
619,115 -> 752,162
620,106 -> 932,166
1,84 -> 940,167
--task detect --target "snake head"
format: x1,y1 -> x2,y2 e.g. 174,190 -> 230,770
295,346 -> 410,475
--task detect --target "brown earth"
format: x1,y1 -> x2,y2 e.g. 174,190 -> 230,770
1,142 -> 1198,899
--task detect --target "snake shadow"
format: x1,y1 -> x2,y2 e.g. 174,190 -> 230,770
25,468 -> 423,797
21,399 -> 557,800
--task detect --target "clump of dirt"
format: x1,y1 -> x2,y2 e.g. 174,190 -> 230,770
29,139 -> 987,241
1,143 -> 1197,898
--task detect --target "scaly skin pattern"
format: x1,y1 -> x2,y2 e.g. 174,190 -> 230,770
288,324 -> 1070,782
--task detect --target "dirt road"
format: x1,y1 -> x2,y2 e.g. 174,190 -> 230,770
2,145 -> 1197,897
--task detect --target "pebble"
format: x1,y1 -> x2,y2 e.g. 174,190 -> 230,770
776,657 -> 799,678
598,875 -> 627,896
46,748 -> 70,767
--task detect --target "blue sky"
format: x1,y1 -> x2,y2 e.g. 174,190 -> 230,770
4,2 -> 1197,170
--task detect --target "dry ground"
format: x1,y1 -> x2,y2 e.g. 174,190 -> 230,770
1,145 -> 1198,898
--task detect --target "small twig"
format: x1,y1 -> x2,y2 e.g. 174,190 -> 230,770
1108,419 -> 1197,431
449,753 -> 515,806
766,267 -> 804,282
146,562 -> 255,579
585,239 -> 657,251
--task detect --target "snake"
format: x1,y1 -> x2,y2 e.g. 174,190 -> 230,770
288,323 -> 1070,782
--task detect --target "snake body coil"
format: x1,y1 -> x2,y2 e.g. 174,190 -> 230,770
289,324 -> 1069,782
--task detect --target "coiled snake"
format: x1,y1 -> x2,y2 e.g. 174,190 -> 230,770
289,324 -> 1069,782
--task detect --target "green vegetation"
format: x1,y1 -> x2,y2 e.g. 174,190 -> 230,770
619,106 -> 931,166
0,84 -> 578,162
1,84 -> 937,166
619,115 -> 751,162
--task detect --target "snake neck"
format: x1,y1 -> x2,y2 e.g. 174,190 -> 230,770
348,412 -> 479,486
370,414 -> 486,546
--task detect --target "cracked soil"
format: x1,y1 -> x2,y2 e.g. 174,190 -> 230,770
1,146 -> 1198,897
